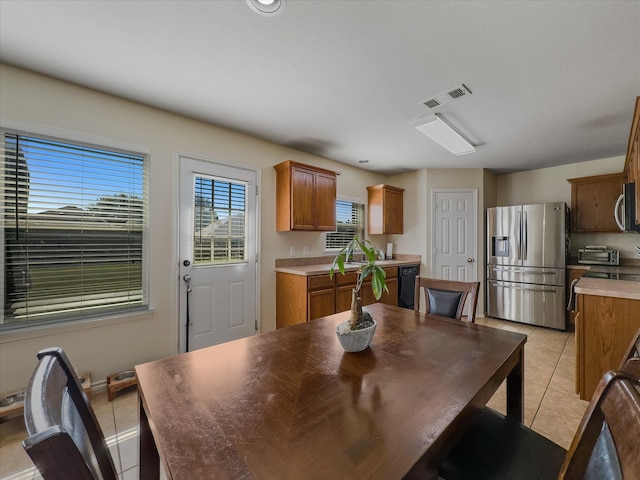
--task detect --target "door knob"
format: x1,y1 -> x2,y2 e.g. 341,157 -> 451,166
467,258 -> 474,263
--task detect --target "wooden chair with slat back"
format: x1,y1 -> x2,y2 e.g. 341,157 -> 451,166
414,276 -> 480,323
620,328 -> 640,378
621,327 -> 640,366
22,347 -> 118,480
439,370 -> 640,480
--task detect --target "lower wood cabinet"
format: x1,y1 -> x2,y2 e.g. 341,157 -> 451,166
575,293 -> 640,400
276,267 -> 399,329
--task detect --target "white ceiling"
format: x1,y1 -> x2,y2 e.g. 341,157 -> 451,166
1,0 -> 639,175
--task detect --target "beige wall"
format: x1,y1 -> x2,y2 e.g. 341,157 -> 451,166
390,168 -> 497,316
0,64 -> 388,391
1,62 -> 632,392
496,155 -> 637,259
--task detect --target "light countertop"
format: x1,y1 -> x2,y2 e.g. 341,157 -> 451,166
569,263 -> 640,300
566,263 -> 640,274
275,256 -> 421,276
574,277 -> 640,301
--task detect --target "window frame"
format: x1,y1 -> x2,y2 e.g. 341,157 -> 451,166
325,196 -> 366,252
1,123 -> 150,332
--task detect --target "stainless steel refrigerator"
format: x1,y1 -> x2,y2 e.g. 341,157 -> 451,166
486,202 -> 569,330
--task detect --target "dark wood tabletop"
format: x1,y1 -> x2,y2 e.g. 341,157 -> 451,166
136,303 -> 526,479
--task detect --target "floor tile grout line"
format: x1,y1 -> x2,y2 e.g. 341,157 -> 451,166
529,333 -> 572,433
110,399 -> 125,475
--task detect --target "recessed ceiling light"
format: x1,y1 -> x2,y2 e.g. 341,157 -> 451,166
246,0 -> 285,16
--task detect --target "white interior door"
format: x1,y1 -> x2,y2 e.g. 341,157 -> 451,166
179,156 -> 258,352
432,189 -> 477,281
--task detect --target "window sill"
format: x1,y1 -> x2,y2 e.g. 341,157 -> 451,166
0,309 -> 154,344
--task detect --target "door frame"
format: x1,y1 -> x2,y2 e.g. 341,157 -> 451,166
430,188 -> 478,281
174,151 -> 261,354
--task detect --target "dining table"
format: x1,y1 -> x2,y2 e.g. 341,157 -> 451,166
135,303 -> 526,479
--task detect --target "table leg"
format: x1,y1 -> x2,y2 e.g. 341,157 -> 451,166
505,347 -> 524,423
139,395 -> 160,480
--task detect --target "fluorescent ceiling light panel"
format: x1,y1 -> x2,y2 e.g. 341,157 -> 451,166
414,114 -> 476,156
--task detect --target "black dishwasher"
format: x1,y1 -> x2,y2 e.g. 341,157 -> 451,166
398,265 -> 419,309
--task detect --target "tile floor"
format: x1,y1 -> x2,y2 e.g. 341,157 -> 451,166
0,318 -> 589,479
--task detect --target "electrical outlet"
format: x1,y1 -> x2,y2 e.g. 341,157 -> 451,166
290,246 -> 296,257
303,246 -> 309,256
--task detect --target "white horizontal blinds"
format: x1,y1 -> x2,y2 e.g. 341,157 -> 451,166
193,175 -> 247,264
1,132 -> 148,328
326,200 -> 365,249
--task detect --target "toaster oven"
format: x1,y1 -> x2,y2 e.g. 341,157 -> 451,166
578,246 -> 620,265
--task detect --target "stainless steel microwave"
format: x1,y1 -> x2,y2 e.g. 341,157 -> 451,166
614,182 -> 640,233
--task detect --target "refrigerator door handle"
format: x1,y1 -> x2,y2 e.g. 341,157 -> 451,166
516,211 -> 522,260
523,211 -> 528,261
493,281 -> 559,294
491,266 -> 557,275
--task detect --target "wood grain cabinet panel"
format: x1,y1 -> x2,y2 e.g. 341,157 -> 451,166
277,267 -> 400,328
566,268 -> 588,326
275,272 -> 309,329
274,160 -> 337,232
575,293 -> 640,400
623,96 -> 640,226
367,184 -> 404,234
567,173 -> 626,232
308,288 -> 335,320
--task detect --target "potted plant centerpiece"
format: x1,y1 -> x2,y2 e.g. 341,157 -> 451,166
329,236 -> 388,352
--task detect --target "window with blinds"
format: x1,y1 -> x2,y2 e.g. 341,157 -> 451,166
325,200 -> 365,250
1,131 -> 148,330
193,175 -> 247,264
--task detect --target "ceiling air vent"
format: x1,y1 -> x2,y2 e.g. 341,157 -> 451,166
424,98 -> 441,109
422,84 -> 472,109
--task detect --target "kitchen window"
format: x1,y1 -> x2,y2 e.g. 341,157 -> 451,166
325,200 -> 365,250
1,130 -> 149,331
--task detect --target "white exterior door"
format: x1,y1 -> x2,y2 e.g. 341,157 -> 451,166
179,156 -> 258,352
432,189 -> 477,281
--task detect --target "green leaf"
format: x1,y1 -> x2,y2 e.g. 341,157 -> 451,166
329,253 -> 346,278
371,268 -> 387,300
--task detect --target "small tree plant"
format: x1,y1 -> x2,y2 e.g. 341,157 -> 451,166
329,236 -> 388,332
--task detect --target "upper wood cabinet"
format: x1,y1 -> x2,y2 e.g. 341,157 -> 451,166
623,96 -> 640,226
274,161 -> 337,232
367,184 -> 404,234
567,173 -> 626,232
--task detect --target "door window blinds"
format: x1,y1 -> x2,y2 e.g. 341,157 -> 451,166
1,131 -> 148,330
193,175 -> 248,264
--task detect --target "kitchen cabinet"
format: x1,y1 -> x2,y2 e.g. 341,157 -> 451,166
336,268 -> 399,310
566,267 -> 588,326
274,160 -> 337,232
623,96 -> 640,226
276,273 -> 335,328
575,293 -> 640,400
276,267 -> 398,328
367,184 -> 404,234
567,173 -> 626,232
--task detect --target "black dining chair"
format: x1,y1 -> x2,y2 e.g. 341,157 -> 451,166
438,370 -> 640,480
413,276 -> 480,322
22,347 -> 118,480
